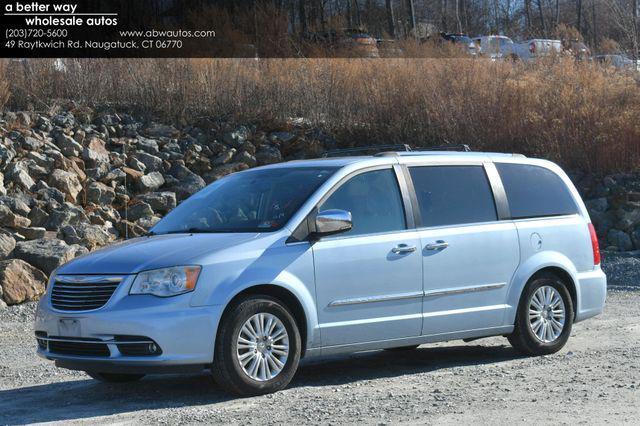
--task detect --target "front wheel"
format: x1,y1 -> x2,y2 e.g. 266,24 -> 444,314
86,372 -> 145,383
508,273 -> 574,356
213,295 -> 302,396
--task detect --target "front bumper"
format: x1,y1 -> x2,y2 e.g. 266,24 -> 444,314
35,278 -> 223,374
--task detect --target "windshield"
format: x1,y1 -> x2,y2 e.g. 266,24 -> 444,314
151,167 -> 338,234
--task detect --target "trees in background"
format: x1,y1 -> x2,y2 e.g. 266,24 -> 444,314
144,0 -> 639,56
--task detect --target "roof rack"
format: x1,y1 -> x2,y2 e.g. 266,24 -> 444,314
322,144 -> 412,158
416,144 -> 472,152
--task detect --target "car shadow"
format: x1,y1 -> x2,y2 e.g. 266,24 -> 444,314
0,343 -> 523,424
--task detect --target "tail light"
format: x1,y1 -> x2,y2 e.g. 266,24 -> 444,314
529,42 -> 536,54
588,223 -> 601,265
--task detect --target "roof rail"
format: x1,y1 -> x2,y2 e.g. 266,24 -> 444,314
416,144 -> 472,152
322,144 -> 412,158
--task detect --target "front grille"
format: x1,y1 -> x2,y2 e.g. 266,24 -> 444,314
48,336 -> 110,357
51,276 -> 122,311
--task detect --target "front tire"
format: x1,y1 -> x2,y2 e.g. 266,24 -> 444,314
508,273 -> 574,356
213,295 -> 302,396
86,372 -> 145,383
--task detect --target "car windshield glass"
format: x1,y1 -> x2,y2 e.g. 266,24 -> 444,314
151,167 -> 337,234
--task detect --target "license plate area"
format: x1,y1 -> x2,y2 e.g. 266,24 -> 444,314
58,318 -> 82,337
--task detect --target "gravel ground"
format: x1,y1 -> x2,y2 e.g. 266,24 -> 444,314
1,255 -> 639,425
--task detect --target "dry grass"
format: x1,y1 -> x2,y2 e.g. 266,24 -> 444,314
2,58 -> 640,174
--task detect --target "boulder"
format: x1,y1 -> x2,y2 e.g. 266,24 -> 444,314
17,227 -> 47,240
586,197 -> 609,213
0,195 -> 31,216
127,157 -> 147,172
223,126 -> 250,147
136,137 -> 160,155
0,140 -> 16,168
125,201 -> 154,222
0,234 -> 16,260
212,148 -> 236,166
86,181 -> 116,205
607,229 -> 633,251
136,191 -> 176,214
615,207 -> 640,231
13,238 -> 84,275
61,223 -> 114,250
136,171 -> 165,193
44,202 -> 88,230
82,137 -> 110,165
54,133 -> 83,157
167,164 -> 205,200
0,205 -> 31,229
49,169 -> 83,202
134,152 -> 163,172
234,150 -> 257,167
20,136 -> 44,151
0,259 -> 47,305
28,206 -> 50,228
5,162 -> 36,190
632,227 -> 640,250
204,162 -> 249,183
255,144 -> 282,165
136,216 -> 161,229
145,123 -> 179,138
0,172 -> 5,196
116,220 -> 147,238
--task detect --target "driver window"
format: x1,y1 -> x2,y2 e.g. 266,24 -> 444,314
320,169 -> 406,237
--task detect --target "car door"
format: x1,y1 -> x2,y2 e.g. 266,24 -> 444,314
405,163 -> 520,336
312,166 -> 423,347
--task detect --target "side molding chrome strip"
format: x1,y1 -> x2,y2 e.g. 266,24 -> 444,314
328,283 -> 506,307
328,291 -> 424,307
423,282 -> 506,298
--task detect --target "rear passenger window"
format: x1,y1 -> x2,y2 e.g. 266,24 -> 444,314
496,163 -> 578,219
409,166 -> 497,227
320,169 -> 406,236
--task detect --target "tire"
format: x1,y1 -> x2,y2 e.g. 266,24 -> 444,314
86,372 -> 145,383
384,345 -> 420,352
213,295 -> 302,396
508,273 -> 574,356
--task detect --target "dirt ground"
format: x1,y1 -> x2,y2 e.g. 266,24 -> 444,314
0,288 -> 638,425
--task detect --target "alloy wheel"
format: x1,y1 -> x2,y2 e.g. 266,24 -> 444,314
236,313 -> 289,381
528,285 -> 566,343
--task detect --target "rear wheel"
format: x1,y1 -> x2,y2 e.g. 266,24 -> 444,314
213,295 -> 301,396
508,273 -> 574,356
86,372 -> 145,383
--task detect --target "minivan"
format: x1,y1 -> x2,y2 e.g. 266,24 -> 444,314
35,149 -> 607,396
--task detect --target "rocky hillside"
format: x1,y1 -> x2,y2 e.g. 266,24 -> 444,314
0,106 -> 639,307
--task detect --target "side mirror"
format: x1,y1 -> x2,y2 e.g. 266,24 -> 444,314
314,209 -> 352,237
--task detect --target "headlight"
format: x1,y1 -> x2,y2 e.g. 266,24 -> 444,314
130,266 -> 201,297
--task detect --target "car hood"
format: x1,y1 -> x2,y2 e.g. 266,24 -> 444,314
56,233 -> 261,275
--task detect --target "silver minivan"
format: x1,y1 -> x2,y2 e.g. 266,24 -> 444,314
35,150 -> 607,395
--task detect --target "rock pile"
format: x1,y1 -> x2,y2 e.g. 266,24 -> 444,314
0,106 -> 333,305
573,171 -> 640,252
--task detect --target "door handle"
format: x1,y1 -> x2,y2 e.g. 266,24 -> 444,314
425,240 -> 449,250
392,244 -> 417,254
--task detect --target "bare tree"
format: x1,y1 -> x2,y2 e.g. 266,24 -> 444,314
386,0 -> 396,37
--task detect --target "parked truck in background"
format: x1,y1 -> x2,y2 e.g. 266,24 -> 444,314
512,39 -> 563,61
